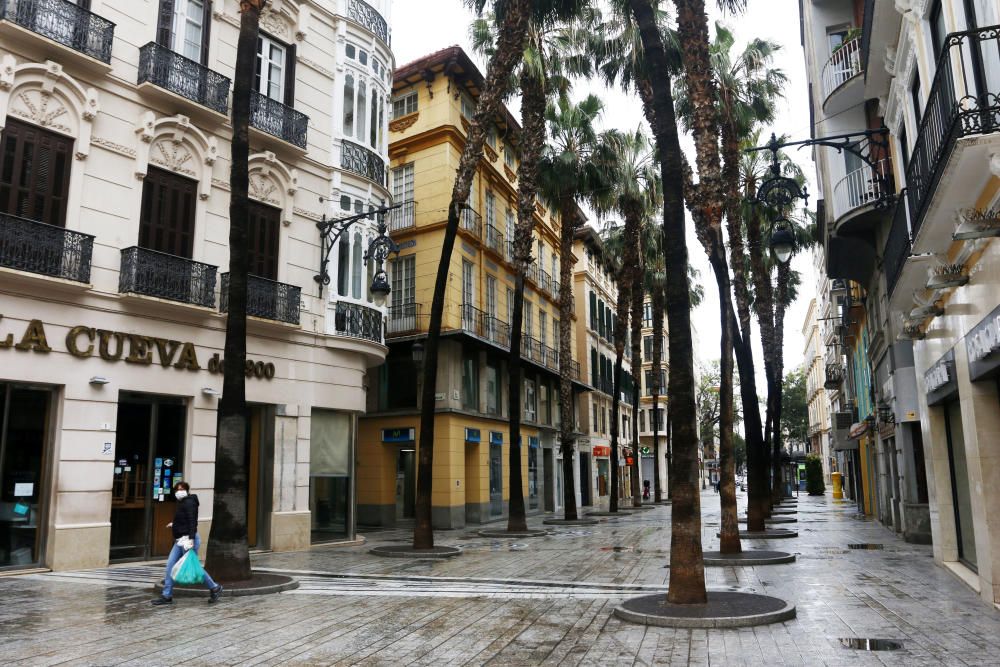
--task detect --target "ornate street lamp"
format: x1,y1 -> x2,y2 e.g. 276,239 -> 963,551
768,217 -> 796,265
315,199 -> 402,302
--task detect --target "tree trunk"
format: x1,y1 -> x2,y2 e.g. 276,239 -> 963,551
204,0 -> 265,582
628,0 -> 705,604
610,279 -> 629,513
629,245 -> 643,508
414,0 -> 530,549
651,285 -> 665,503
505,70 -> 546,534
558,199 -> 580,520
771,261 -> 791,500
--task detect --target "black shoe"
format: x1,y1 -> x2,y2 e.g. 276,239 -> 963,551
209,585 -> 223,603
151,596 -> 173,606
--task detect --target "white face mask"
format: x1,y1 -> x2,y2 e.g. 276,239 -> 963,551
174,490 -> 188,500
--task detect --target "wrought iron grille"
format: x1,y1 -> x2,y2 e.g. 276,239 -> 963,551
119,246 -> 217,308
1,0 -> 115,63
0,212 -> 94,282
461,302 -> 511,347
387,200 -> 416,232
905,25 -> 1000,242
884,197 -> 912,299
334,301 -> 384,344
220,273 -> 301,325
250,91 -> 308,149
137,42 -> 231,115
345,0 -> 389,45
341,140 -> 385,184
386,301 -> 421,337
460,207 -> 482,238
541,343 -> 559,371
538,268 -> 552,293
484,223 -> 504,254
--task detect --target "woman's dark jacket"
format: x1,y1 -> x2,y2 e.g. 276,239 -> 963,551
172,495 -> 199,539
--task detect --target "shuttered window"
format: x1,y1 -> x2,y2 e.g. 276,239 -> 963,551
0,119 -> 73,227
248,201 -> 280,280
139,167 -> 197,258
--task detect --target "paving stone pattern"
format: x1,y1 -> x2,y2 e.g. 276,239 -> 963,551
2,493 -> 999,665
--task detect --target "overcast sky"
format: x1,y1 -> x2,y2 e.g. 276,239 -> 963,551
391,0 -> 819,390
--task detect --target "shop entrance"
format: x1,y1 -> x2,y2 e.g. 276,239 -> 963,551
246,405 -> 274,550
110,394 -> 186,562
489,444 -> 503,516
579,453 -> 592,506
528,446 -> 539,510
543,448 -> 555,511
395,449 -> 415,522
0,384 -> 51,570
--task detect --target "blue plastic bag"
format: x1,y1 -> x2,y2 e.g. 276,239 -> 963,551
172,550 -> 206,586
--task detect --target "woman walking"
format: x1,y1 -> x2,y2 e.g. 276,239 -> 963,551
152,482 -> 223,606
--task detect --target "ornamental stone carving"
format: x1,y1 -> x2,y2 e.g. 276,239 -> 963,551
134,113 -> 217,199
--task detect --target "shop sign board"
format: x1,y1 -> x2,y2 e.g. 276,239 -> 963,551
967,304 -> 1000,381
464,428 -> 481,443
382,428 -> 415,443
489,431 -> 503,445
925,349 -> 957,406
592,446 -> 611,457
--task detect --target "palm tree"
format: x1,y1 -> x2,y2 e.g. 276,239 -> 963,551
413,0 -> 532,550
625,0 -> 704,605
538,93 -> 610,521
204,0 -> 266,582
470,2 -> 590,533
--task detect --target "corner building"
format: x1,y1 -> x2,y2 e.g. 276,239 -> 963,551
357,47 -> 592,529
0,0 -> 394,572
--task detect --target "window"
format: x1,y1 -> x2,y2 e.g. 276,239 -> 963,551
911,71 -> 923,126
339,195 -> 352,211
462,349 -> 479,411
392,91 -> 418,119
826,26 -> 848,55
505,208 -> 516,261
591,348 -> 599,386
524,305 -> 532,337
336,234 -> 350,296
462,261 -> 475,308
644,336 -> 653,362
592,402 -> 598,434
589,292 -> 598,330
506,287 -> 514,324
391,163 -> 414,203
539,311 -> 547,348
485,191 -> 496,229
351,233 -> 363,299
0,119 -> 73,227
540,382 -> 550,424
486,126 -> 497,149
486,359 -> 500,415
524,378 -> 537,421
390,255 -> 415,309
643,302 -> 653,327
461,93 -> 476,120
161,0 -> 210,64
505,144 -> 517,169
247,202 -> 281,280
343,73 -> 356,137
139,167 -> 197,258
486,275 -> 497,316
930,1 -> 947,57
640,410 -> 646,432
601,407 -> 607,434
256,34 -> 288,103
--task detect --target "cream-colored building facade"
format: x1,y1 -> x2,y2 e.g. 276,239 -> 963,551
0,0 -> 394,572
801,296 -> 833,483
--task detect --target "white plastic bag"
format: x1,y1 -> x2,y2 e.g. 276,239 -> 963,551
176,536 -> 194,552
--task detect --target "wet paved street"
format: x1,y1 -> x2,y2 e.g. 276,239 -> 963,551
3,493 -> 1000,666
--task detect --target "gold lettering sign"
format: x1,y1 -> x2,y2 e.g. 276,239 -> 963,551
0,317 -> 273,380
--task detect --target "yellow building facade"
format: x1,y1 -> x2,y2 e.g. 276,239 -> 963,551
357,47 -> 590,528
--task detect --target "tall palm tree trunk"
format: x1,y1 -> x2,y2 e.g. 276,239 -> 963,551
558,200 -> 580,520
414,0 -> 530,549
205,0 -> 265,582
505,71 -> 546,533
610,280 -> 629,512
651,285 -> 665,502
629,250 -> 644,508
771,261 -> 792,500
628,0 -> 706,604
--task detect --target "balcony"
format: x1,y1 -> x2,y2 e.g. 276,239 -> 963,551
538,268 -> 552,294
137,42 -> 230,116
386,301 -> 421,337
831,159 -> 893,225
333,301 -> 383,344
540,343 -> 559,371
824,363 -> 845,390
341,140 -> 385,185
119,247 -> 217,308
551,278 -> 561,300
250,91 -> 308,150
387,201 -> 415,233
344,0 -> 389,46
461,303 -> 510,348
220,273 -> 301,325
821,36 -> 862,113
0,0 -> 115,66
505,240 -> 516,264
884,197 -> 911,299
484,223 -> 504,256
0,212 -> 93,283
905,26 -> 1000,254
460,207 -> 482,239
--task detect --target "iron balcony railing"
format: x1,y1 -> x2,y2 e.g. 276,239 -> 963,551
341,140 -> 385,184
825,363 -> 845,389
884,195 -> 912,299
540,343 -> 559,371
831,158 -> 894,221
461,302 -> 511,348
521,335 -> 542,364
0,212 -> 94,282
137,42 -> 230,115
250,91 -> 308,149
386,301 -> 421,337
821,35 -> 863,101
505,240 -> 516,264
220,273 -> 301,325
538,268 -> 552,293
460,207 -> 482,238
387,200 -> 415,232
345,0 -> 389,45
333,301 -> 383,344
551,278 -> 561,299
119,246 -> 217,308
0,0 -> 115,63
484,223 -> 504,255
905,25 -> 1000,243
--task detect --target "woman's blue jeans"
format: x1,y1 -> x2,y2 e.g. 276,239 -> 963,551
162,534 -> 218,598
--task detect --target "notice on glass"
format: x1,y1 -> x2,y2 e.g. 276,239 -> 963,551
14,483 -> 33,497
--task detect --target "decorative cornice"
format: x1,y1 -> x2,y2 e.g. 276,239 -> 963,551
212,177 -> 231,192
503,165 -> 517,182
484,144 -> 498,163
389,112 -> 419,133
91,136 -> 136,158
294,207 -> 323,221
212,10 -> 240,29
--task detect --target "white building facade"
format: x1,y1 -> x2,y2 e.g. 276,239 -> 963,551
0,0 -> 394,572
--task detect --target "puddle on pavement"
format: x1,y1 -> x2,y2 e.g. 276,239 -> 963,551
839,638 -> 903,651
599,546 -> 635,553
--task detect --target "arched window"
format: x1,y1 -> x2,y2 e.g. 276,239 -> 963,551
352,232 -> 363,299
357,79 -> 368,143
337,235 -> 350,297
343,73 -> 355,136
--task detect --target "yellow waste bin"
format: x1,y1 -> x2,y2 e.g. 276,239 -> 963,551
832,471 -> 843,500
